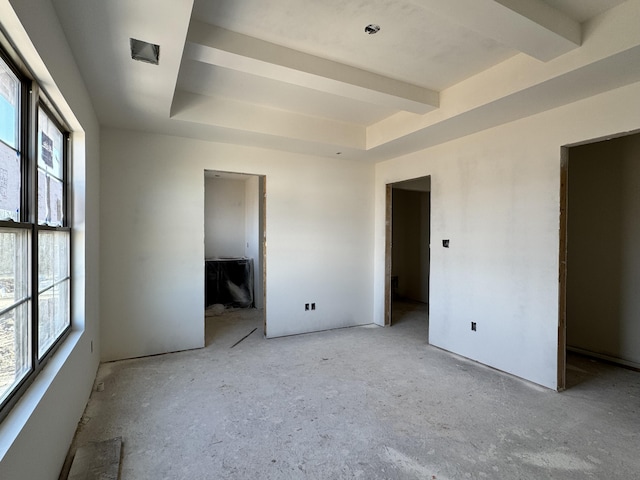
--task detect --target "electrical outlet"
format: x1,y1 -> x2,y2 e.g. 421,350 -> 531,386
305,303 -> 310,311
471,322 -> 477,331
311,303 -> 316,310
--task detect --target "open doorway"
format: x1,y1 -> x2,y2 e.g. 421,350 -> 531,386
559,131 -> 640,390
204,171 -> 266,345
384,176 -> 431,332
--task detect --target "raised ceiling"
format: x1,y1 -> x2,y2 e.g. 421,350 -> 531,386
51,0 -> 637,161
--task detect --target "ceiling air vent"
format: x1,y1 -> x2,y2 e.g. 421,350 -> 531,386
130,38 -> 160,65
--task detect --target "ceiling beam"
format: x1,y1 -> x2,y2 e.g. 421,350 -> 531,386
416,0 -> 581,61
171,90 -> 366,149
185,21 -> 439,114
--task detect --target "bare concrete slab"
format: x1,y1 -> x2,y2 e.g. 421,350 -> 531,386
67,303 -> 640,479
67,437 -> 122,480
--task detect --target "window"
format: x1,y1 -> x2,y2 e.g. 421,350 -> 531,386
0,49 -> 71,417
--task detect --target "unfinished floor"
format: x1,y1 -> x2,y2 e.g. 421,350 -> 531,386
66,302 -> 640,479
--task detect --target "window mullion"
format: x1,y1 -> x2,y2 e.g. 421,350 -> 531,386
27,85 -> 38,371
64,134 -> 70,227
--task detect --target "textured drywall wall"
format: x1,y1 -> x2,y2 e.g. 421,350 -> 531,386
567,134 -> 640,366
0,1 -> 100,478
244,175 -> 264,309
100,129 -> 374,360
204,177 -> 246,259
375,81 -> 640,389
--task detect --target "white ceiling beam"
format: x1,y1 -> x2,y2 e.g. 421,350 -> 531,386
186,21 -> 439,114
171,90 -> 365,149
416,0 -> 581,61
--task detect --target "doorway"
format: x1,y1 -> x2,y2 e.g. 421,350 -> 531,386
384,176 -> 431,329
204,171 -> 266,342
559,131 -> 640,390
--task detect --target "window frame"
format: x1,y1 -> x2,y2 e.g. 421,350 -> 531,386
0,43 -> 72,422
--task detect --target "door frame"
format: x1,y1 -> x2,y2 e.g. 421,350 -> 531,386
384,184 -> 392,326
384,177 -> 431,327
204,170 -> 267,337
557,129 -> 640,390
557,147 -> 568,391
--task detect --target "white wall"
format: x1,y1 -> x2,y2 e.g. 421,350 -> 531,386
375,81 -> 640,390
0,1 -> 100,478
244,175 -> 264,309
204,177 -> 246,259
567,134 -> 640,366
100,129 -> 374,360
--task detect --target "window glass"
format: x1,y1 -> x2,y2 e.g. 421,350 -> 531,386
0,58 -> 19,149
38,230 -> 69,287
37,172 -> 64,226
0,303 -> 31,404
37,108 -> 64,226
38,108 -> 63,179
38,230 -> 69,358
0,228 -> 29,308
0,142 -> 20,221
0,228 -> 31,405
38,280 -> 69,358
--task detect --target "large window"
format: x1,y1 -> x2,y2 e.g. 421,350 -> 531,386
0,49 -> 71,417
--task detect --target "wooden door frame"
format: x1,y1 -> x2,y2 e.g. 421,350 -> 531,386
384,184 -> 392,326
261,175 -> 267,337
557,148 -> 568,391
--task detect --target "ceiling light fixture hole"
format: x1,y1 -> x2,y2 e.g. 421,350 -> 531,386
364,24 -> 380,35
130,38 -> 160,65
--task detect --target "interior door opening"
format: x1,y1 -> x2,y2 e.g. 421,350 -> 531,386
204,170 -> 266,343
560,130 -> 640,390
385,176 -> 431,334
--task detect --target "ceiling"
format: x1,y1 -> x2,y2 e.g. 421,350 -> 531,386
50,0 -> 637,162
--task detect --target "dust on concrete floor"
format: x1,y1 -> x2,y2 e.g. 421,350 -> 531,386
70,304 -> 639,479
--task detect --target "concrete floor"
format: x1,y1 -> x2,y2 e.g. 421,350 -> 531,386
66,302 -> 640,479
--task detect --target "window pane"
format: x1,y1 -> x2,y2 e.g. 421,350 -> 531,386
0,228 -> 29,309
38,230 -> 69,289
38,108 -> 63,179
0,57 -> 19,149
38,230 -> 70,358
38,108 -> 65,226
37,169 -> 46,224
37,172 -> 64,226
0,303 -> 31,404
38,279 -> 69,358
0,141 -> 20,221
